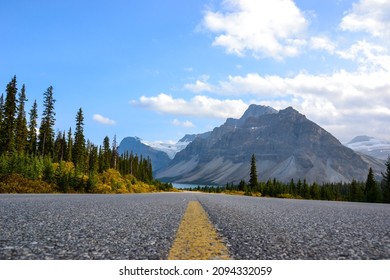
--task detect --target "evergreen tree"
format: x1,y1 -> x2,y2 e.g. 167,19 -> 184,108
27,100 -> 38,155
54,131 -> 67,162
365,168 -> 379,203
249,154 -> 258,189
302,179 -> 311,199
296,179 -> 302,197
0,94 -> 4,134
65,128 -> 73,162
1,76 -> 18,153
381,156 -> 390,203
111,134 -> 118,170
72,108 -> 86,171
101,136 -> 111,171
310,182 -> 320,200
38,86 -> 56,157
88,142 -> 99,174
15,84 -> 28,153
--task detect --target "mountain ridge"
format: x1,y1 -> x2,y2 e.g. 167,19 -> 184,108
155,105 -> 385,184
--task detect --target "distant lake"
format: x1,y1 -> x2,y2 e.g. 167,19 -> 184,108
172,183 -> 219,189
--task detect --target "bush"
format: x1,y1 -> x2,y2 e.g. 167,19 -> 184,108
0,174 -> 56,193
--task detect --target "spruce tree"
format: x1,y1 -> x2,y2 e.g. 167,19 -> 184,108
15,84 -> 28,153
249,154 -> 258,190
38,86 -> 56,157
381,156 -> 390,203
365,167 -> 379,203
72,108 -> 86,171
1,76 -> 18,153
27,100 -> 38,155
111,134 -> 118,169
54,131 -> 67,162
65,128 -> 73,162
0,94 -> 4,132
101,136 -> 111,171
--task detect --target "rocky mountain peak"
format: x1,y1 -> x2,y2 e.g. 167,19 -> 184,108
226,104 -> 278,127
156,105 -> 385,185
241,104 -> 278,119
348,135 -> 374,144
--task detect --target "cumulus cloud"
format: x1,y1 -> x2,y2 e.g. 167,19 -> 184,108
340,0 -> 390,37
336,40 -> 390,71
202,0 -> 308,60
131,93 -> 248,119
184,64 -> 390,141
172,119 -> 195,128
309,36 -> 337,53
93,114 -> 116,125
184,75 -> 215,93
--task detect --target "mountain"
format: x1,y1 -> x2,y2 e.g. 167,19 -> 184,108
156,105 -> 385,185
117,137 -> 171,172
345,136 -> 390,160
139,132 -> 210,160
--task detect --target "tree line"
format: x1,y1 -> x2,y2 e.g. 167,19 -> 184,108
0,76 -> 173,193
187,154 -> 390,204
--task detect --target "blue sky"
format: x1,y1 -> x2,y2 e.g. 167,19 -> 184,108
1,0 -> 390,146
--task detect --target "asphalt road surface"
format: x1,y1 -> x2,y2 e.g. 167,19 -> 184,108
0,193 -> 389,259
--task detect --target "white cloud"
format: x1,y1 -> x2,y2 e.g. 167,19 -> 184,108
93,114 -> 116,125
172,119 -> 195,128
336,40 -> 390,71
184,66 -> 390,141
131,93 -> 249,119
202,0 -> 308,60
309,36 -> 337,53
184,80 -> 215,93
340,0 -> 390,37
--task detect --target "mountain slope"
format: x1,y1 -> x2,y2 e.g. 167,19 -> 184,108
346,136 -> 390,160
117,137 -> 171,172
156,105 -> 384,184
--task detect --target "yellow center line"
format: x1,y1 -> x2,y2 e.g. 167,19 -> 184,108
168,200 -> 231,260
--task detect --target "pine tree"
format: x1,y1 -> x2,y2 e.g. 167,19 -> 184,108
310,182 -> 320,200
101,136 -> 111,171
38,86 -> 56,157
1,76 -> 18,153
65,128 -> 73,162
54,131 -> 67,162
15,84 -> 28,153
365,167 -> 379,203
27,100 -> 38,155
249,154 -> 258,190
381,156 -> 390,203
302,179 -> 311,199
72,108 -> 86,171
0,94 -> 4,132
88,142 -> 99,174
111,134 -> 118,170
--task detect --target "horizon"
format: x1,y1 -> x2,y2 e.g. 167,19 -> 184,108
1,0 -> 390,145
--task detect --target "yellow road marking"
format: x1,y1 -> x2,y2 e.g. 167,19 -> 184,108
168,201 -> 231,260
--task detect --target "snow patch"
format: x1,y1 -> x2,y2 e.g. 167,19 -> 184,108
141,139 -> 191,159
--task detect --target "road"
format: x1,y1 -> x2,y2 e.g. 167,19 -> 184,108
0,193 -> 389,259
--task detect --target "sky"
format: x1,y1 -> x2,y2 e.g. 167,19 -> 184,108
1,0 -> 390,146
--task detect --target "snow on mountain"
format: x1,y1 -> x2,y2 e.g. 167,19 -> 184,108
141,139 -> 191,159
346,136 -> 390,160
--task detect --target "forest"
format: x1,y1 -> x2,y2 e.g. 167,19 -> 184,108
186,155 -> 390,203
1,75 -> 389,203
0,76 -> 173,193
